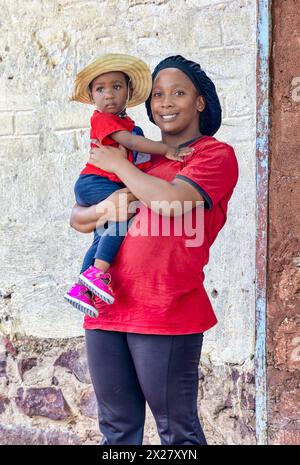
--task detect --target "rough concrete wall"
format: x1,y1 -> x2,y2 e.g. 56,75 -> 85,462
0,0 -> 256,444
268,0 -> 300,445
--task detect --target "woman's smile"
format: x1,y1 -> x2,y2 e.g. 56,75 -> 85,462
159,113 -> 179,122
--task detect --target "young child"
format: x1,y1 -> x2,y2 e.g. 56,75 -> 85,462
64,54 -> 192,318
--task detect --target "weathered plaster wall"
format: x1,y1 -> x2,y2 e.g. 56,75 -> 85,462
0,0 -> 257,444
268,0 -> 300,445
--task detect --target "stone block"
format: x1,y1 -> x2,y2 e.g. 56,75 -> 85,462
129,0 -> 169,5
0,357 -> 7,378
185,0 -> 232,7
217,115 -> 256,143
2,336 -> 18,356
0,112 -> 13,136
198,47 -> 255,82
0,396 -> 9,415
190,13 -> 222,48
15,111 -> 40,135
78,387 -> 98,419
223,79 -> 255,117
0,80 -> 40,112
18,357 -> 38,380
50,102 -> 90,131
54,348 -> 91,384
0,424 -> 81,445
15,387 -> 71,420
221,2 -> 255,46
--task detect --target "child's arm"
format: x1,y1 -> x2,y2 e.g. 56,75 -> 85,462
109,130 -> 193,161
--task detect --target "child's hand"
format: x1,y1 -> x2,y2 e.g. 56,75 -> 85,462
165,146 -> 194,162
89,144 -> 128,172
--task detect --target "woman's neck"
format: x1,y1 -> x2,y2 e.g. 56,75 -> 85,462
162,131 -> 202,148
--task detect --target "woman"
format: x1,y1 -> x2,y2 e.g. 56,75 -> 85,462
70,55 -> 239,445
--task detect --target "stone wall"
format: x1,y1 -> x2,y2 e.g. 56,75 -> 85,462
0,0 -> 257,444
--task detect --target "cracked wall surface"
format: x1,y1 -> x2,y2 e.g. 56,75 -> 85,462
0,0 -> 257,444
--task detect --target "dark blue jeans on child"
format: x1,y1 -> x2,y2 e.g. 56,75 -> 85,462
74,173 -> 128,272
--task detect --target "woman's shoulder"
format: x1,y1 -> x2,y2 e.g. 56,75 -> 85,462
182,136 -> 238,178
188,136 -> 236,165
192,135 -> 234,155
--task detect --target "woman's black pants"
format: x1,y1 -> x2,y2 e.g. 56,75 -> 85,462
85,329 -> 207,445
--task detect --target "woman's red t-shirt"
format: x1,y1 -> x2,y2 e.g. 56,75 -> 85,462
83,136 -> 239,335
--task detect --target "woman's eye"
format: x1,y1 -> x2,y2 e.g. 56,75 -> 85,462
114,85 -> 121,90
96,87 -> 104,93
175,90 -> 185,96
153,92 -> 162,97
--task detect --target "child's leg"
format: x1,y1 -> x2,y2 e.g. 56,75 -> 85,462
94,258 -> 110,273
80,230 -> 100,273
94,220 -> 130,271
74,174 -> 124,206
67,176 -> 125,311
74,174 -> 126,273
78,220 -> 130,304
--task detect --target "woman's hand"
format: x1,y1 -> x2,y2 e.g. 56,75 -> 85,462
89,139 -> 128,173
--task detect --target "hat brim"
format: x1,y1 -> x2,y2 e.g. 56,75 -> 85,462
71,54 -> 152,108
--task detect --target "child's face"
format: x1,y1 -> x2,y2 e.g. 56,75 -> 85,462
150,68 -> 205,138
90,71 -> 130,113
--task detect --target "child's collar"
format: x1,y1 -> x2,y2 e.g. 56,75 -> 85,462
95,109 -> 127,119
117,109 -> 127,118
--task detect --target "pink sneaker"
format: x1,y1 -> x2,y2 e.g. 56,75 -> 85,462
78,266 -> 115,304
64,283 -> 98,318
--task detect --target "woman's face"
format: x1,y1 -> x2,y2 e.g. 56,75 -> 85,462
150,68 -> 205,140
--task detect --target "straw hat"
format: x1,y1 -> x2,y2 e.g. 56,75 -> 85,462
71,53 -> 152,108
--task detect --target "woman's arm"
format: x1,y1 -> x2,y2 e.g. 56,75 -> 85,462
89,145 -> 204,216
69,203 -> 103,233
69,188 -> 137,233
113,159 -> 204,216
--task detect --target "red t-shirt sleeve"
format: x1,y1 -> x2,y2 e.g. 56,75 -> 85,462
91,112 -> 131,144
175,140 -> 238,209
